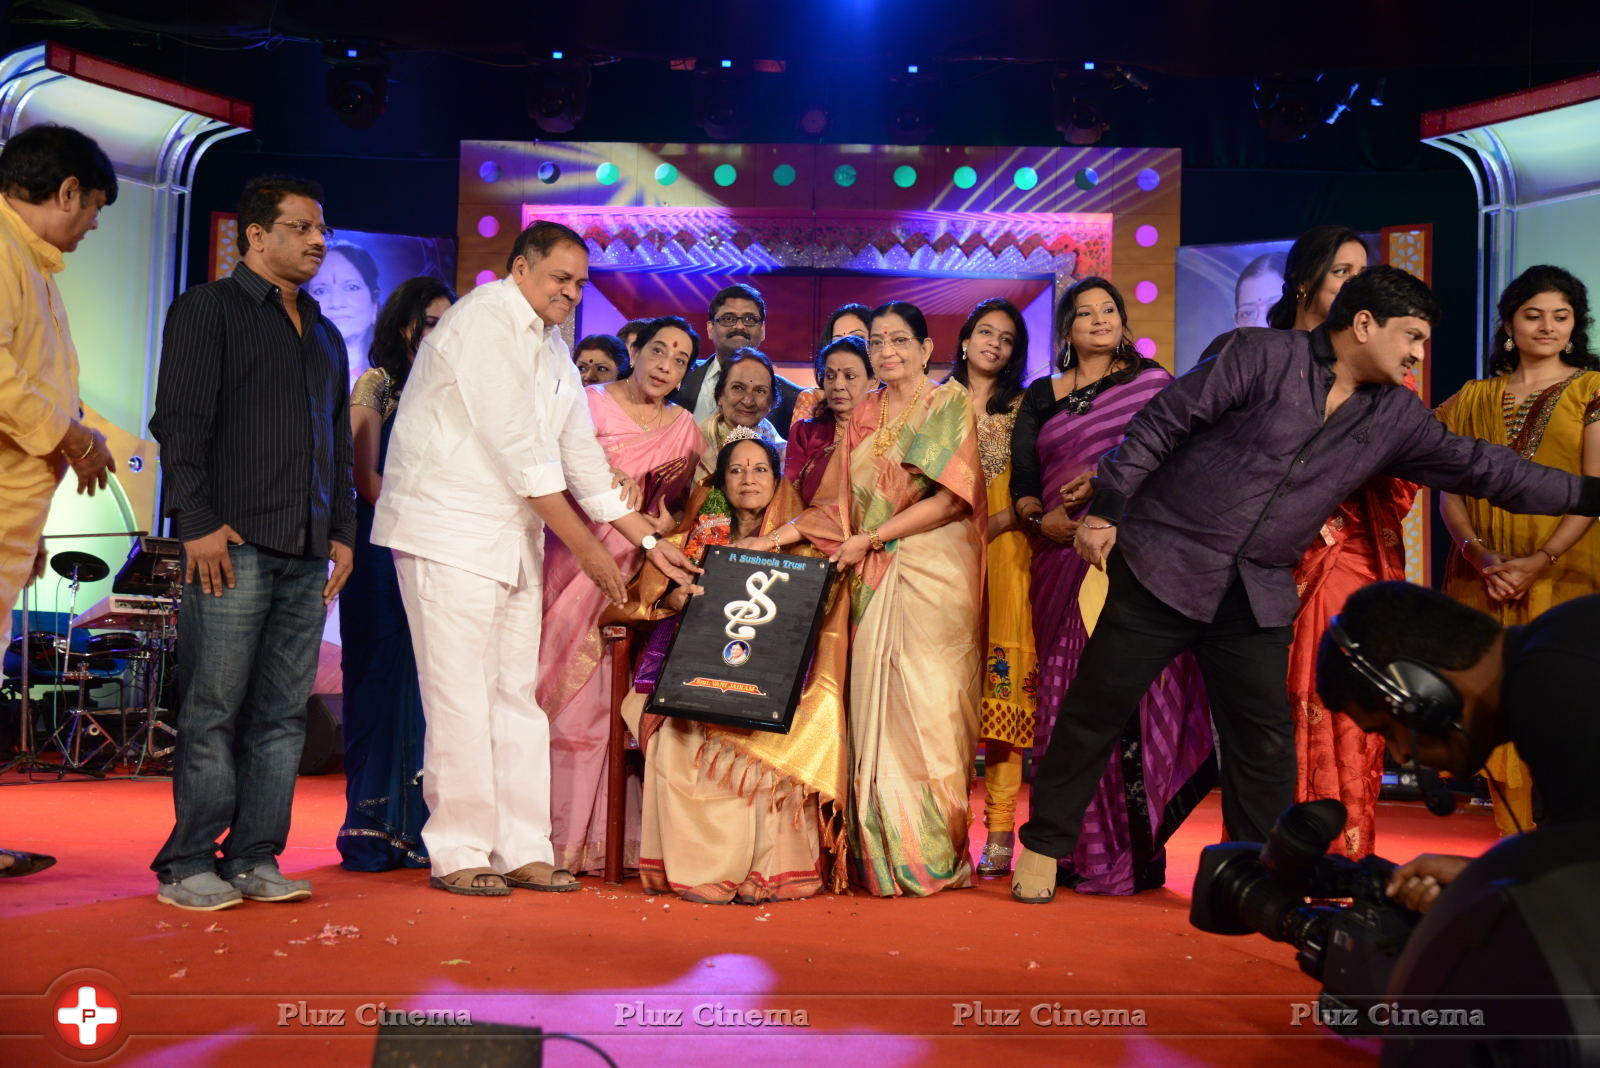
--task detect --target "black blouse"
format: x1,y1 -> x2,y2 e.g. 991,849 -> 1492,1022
1009,358 -> 1163,507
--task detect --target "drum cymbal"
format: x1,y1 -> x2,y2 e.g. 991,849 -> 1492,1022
50,550 -> 109,583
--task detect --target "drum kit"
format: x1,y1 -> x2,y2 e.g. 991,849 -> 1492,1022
3,536 -> 180,777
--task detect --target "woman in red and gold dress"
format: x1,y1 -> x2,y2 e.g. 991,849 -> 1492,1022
1270,225 -> 1416,859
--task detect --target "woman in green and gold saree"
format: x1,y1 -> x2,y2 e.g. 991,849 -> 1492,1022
764,300 -> 986,896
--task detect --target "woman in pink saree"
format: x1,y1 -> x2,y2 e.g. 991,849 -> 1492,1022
538,317 -> 706,873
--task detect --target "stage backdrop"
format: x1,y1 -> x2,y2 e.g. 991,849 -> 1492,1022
1424,72 -> 1600,368
456,142 -> 1181,384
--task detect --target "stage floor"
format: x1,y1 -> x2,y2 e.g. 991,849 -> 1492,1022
0,773 -> 1498,1065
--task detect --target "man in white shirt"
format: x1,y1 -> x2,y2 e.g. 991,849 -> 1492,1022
374,220 -> 696,896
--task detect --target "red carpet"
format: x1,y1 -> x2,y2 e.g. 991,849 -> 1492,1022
0,772 -> 1497,1065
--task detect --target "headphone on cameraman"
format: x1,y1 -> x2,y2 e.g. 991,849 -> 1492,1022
1325,615 -> 1463,739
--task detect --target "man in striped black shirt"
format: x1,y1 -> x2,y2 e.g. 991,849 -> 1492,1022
149,176 -> 355,911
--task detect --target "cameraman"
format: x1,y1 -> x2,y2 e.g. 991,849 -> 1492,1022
1314,581 -> 1600,911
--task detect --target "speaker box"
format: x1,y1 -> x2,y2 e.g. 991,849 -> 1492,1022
370,1022 -> 543,1066
298,693 -> 343,776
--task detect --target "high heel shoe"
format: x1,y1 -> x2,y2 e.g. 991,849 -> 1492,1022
976,840 -> 1014,877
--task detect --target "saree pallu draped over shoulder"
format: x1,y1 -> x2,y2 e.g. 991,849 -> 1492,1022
794,379 -> 986,896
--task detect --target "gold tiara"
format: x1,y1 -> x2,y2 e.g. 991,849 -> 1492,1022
723,425 -> 765,445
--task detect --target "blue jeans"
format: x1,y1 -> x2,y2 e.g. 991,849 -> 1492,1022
152,544 -> 325,883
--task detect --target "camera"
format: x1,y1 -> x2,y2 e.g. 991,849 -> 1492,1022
1189,799 -> 1420,1034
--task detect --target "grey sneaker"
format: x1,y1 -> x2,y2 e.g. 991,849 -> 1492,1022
228,863 -> 312,902
157,872 -> 244,911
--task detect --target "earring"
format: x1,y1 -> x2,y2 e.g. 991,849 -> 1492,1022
1504,338 -> 1515,352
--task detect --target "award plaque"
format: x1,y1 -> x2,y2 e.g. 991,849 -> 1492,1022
650,545 -> 836,734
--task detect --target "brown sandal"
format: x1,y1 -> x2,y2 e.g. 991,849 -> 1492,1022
428,867 -> 511,896
502,862 -> 582,893
1010,847 -> 1058,904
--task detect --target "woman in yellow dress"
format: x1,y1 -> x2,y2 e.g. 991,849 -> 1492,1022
1436,264 -> 1600,834
945,298 -> 1037,876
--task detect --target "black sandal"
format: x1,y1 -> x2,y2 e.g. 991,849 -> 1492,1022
0,849 -> 55,879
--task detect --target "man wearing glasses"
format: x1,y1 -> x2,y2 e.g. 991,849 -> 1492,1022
149,176 -> 356,911
670,282 -> 802,434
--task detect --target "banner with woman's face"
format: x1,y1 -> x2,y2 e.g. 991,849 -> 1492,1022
1175,234 -> 1377,374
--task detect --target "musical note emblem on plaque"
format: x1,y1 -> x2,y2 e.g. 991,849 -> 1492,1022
721,569 -> 789,664
653,546 -> 834,734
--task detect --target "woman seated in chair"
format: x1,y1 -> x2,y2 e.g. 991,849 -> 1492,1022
611,430 -> 848,904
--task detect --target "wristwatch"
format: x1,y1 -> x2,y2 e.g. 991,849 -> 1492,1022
640,534 -> 659,552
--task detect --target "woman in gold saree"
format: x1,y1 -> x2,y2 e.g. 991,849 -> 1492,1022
616,433 -> 849,903
1436,265 -> 1600,834
765,300 -> 985,896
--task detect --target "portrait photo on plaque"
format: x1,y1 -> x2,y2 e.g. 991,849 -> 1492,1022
650,545 -> 835,733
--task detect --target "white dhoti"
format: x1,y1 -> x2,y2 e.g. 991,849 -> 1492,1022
393,550 -> 553,878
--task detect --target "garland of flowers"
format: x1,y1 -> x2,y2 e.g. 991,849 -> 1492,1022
682,488 -> 733,564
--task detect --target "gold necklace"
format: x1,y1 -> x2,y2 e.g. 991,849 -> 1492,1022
873,378 -> 927,456
622,381 -> 666,430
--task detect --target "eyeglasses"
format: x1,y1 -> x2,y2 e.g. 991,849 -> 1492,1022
867,335 -> 917,353
274,219 -> 335,239
714,313 -> 764,328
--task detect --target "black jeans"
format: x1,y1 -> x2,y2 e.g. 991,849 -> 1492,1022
1019,551 -> 1294,859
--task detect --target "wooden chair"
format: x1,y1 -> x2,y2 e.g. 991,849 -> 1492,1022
601,624 -> 634,885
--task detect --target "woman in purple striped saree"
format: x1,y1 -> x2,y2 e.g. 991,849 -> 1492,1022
1010,278 -> 1215,895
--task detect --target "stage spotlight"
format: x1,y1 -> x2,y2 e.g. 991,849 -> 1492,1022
324,43 -> 390,129
886,74 -> 933,145
526,57 -> 591,134
1053,68 -> 1109,146
798,104 -> 831,138
1324,81 -> 1359,126
695,67 -> 753,140
1252,73 -> 1322,143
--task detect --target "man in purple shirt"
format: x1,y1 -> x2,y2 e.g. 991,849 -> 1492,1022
1013,266 -> 1600,903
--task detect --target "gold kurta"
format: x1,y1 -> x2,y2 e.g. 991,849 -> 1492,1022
0,197 -> 79,610
975,399 -> 1038,748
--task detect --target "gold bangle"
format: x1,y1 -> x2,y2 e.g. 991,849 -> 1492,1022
769,530 -> 783,553
68,435 -> 95,462
867,527 -> 885,552
1538,547 -> 1560,565
1080,519 -> 1115,531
